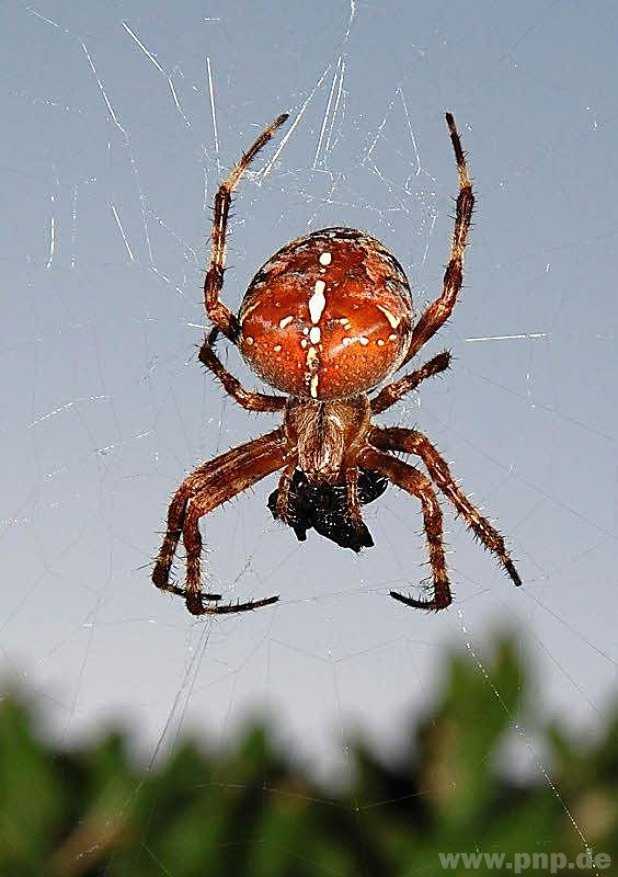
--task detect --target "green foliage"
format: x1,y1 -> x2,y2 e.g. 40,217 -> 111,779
0,635 -> 616,876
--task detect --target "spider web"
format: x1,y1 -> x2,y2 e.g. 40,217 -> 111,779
2,0 -> 617,868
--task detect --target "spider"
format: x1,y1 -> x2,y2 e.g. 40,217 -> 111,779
152,111 -> 522,616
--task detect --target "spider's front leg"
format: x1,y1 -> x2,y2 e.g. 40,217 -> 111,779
358,446 -> 452,610
204,113 -> 289,342
153,429 -> 288,616
369,426 -> 521,588
344,467 -> 375,549
273,462 -> 297,523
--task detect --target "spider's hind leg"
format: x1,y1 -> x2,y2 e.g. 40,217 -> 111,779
204,113 -> 289,342
400,112 -> 474,367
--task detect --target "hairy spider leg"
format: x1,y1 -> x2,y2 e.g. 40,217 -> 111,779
274,462 -> 297,523
153,471 -> 217,598
359,446 -> 452,611
344,466 -> 365,530
153,429 -> 287,615
371,351 -> 451,414
199,328 -> 286,412
204,114 -> 289,342
401,113 -> 474,368
369,427 -> 521,587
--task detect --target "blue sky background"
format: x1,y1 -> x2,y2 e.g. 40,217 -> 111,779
2,0 -> 617,780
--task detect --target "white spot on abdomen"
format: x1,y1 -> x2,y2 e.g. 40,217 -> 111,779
310,373 -> 319,398
279,315 -> 294,329
319,252 -> 332,266
309,326 -> 321,344
377,304 -> 401,329
239,301 -> 261,323
308,280 -> 326,324
306,346 -> 319,369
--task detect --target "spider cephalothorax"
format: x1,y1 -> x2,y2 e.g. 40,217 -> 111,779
152,112 -> 521,616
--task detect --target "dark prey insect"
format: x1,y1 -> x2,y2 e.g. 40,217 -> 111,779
152,112 -> 522,616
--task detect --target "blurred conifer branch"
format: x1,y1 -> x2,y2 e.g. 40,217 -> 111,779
1,634 -> 616,875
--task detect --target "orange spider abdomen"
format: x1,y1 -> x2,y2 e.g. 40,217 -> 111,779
238,228 -> 414,400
